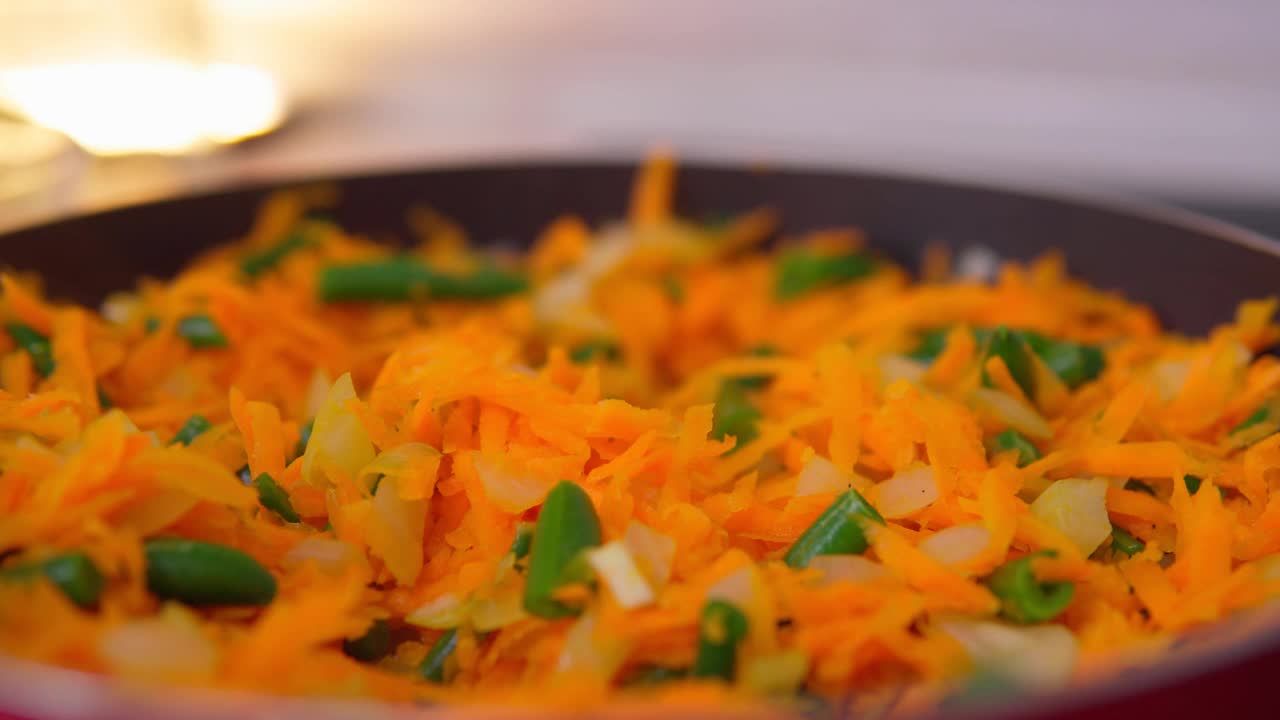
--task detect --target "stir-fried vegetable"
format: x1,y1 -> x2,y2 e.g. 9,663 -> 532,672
523,481 -> 603,618
170,414 -> 211,446
783,488 -> 884,568
1110,527 -> 1144,557
144,539 -> 276,606
985,551 -> 1075,623
418,628 -> 459,683
318,258 -> 527,302
254,473 -> 300,523
1,552 -> 104,609
710,381 -> 761,452
6,323 -> 55,377
775,250 -> 875,300
691,600 -> 749,681
177,314 -> 229,348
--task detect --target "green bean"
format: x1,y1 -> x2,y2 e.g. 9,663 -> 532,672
97,387 -> 114,410
318,258 -> 528,302
418,628 -> 459,683
710,381 -> 761,453
908,328 -> 951,364
1184,474 -> 1203,495
144,538 -> 276,606
6,323 -> 55,377
775,250 -> 875,300
1234,406 -> 1269,433
292,420 -> 313,462
177,314 -> 229,348
1110,527 -> 1144,557
1020,332 -> 1105,389
783,488 -> 884,568
985,550 -> 1074,623
729,345 -> 778,390
569,340 -> 622,364
242,233 -> 311,278
691,600 -> 749,681
343,618 -> 392,663
985,429 -> 1041,467
143,316 -> 161,334
509,522 -> 534,561
170,414 -> 211,446
523,480 -> 602,618
254,473 -> 300,523
1,552 -> 104,609
982,326 -> 1035,398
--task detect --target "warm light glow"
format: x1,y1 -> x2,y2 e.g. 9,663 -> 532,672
0,61 -> 286,156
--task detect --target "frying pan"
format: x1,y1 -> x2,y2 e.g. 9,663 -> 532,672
1,163 -> 1278,720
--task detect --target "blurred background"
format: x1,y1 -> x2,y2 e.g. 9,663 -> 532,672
2,0 -> 1278,234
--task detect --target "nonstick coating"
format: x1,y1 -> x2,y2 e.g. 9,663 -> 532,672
1,163 -> 1278,720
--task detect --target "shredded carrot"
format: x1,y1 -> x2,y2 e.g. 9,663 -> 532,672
0,155 -> 1277,713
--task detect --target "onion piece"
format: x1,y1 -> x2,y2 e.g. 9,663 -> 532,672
622,521 -> 676,587
918,524 -> 991,569
809,555 -> 887,584
741,649 -> 810,694
406,593 -> 471,630
472,452 -> 555,513
363,475 -> 427,585
359,442 -> 440,500
877,354 -> 928,386
936,617 -> 1078,688
556,611 -> 629,681
99,604 -> 219,680
586,541 -> 655,609
876,465 -> 940,518
301,373 -> 376,487
282,537 -> 368,575
970,387 -> 1053,439
1150,360 -> 1190,403
1030,477 -> 1111,555
795,456 -> 849,497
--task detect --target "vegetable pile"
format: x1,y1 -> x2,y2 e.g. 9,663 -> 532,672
2,155 -> 1280,714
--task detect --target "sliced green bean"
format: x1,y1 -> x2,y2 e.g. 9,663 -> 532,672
982,326 -> 1035,398
419,628 -> 459,683
177,314 -> 229,349
729,344 -> 778,390
170,414 -> 211,446
1234,406 -> 1270,433
509,522 -> 534,561
775,250 -> 875,300
985,429 -> 1041,467
144,538 -> 276,606
985,550 -> 1074,623
97,387 -> 114,410
569,340 -> 621,364
523,480 -> 602,618
908,328 -> 951,364
783,488 -> 884,568
1021,332 -> 1105,389
691,600 -> 749,681
1110,526 -> 1144,557
710,381 -> 761,453
1,552 -> 104,609
254,473 -> 300,523
1184,474 -> 1203,495
6,323 -> 55,377
242,233 -> 311,278
318,258 -> 527,302
343,618 -> 392,662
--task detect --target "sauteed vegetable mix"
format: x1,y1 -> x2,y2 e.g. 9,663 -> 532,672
1,156 -> 1279,714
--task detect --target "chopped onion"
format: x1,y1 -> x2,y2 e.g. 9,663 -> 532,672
622,522 -> 676,587
936,617 -> 1078,688
360,442 -> 440,500
809,555 -> 887,584
918,524 -> 991,569
99,605 -> 218,680
707,565 -> 754,607
556,611 -> 629,681
795,456 -> 849,497
100,292 -> 141,325
1030,477 -> 1111,555
741,649 -> 810,695
363,475 -> 427,585
1150,360 -> 1190,403
282,537 -> 368,575
406,593 -> 471,629
472,452 -> 555,513
586,541 -> 655,609
534,225 -> 633,330
954,246 -> 1001,283
876,465 -> 939,519
877,354 -> 928,386
301,373 -> 376,487
970,387 -> 1053,439
471,589 -> 528,632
